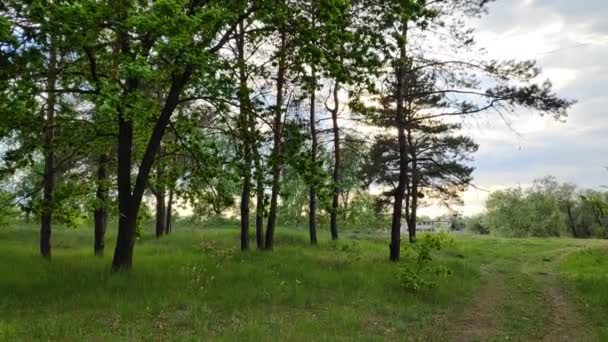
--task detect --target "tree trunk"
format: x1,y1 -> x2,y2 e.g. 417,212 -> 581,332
329,82 -> 340,240
112,111 -> 137,270
566,204 -> 578,238
155,147 -> 167,238
94,153 -> 109,256
389,22 -> 409,262
254,145 -> 265,249
390,125 -> 407,261
308,81 -> 318,246
155,192 -> 166,238
166,189 -> 173,234
408,147 -> 418,243
111,59 -> 192,270
238,21 -> 251,251
265,30 -> 287,250
40,40 -> 57,259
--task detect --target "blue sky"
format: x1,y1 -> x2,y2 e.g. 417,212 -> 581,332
421,0 -> 608,216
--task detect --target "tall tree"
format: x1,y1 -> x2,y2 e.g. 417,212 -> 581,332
265,28 -> 288,250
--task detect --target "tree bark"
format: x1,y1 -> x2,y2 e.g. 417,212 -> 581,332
329,83 -> 340,240
308,79 -> 318,246
237,21 -> 251,251
40,40 -> 57,259
265,30 -> 287,250
94,153 -> 109,256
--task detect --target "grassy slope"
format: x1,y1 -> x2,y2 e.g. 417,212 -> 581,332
0,223 -> 606,341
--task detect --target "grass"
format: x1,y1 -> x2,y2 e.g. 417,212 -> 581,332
0,222 -> 606,340
560,248 -> 608,340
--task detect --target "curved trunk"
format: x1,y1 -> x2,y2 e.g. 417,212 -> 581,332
111,60 -> 192,270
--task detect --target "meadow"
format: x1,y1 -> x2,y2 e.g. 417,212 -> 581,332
0,223 -> 606,341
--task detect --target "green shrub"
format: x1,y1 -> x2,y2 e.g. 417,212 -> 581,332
399,232 -> 455,292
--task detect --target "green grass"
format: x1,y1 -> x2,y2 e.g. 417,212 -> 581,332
0,223 -> 606,341
560,248 -> 608,340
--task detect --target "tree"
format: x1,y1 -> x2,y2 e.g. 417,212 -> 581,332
354,0 -> 573,261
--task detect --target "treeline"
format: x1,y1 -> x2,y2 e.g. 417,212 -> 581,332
466,176 -> 608,239
0,0 -> 572,270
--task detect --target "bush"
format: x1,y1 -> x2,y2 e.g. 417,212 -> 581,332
398,232 -> 455,292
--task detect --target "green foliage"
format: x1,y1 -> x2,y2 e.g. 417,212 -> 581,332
0,191 -> 19,227
485,186 -> 564,237
481,176 -> 608,238
464,214 -> 490,235
342,192 -> 391,230
399,232 -> 455,292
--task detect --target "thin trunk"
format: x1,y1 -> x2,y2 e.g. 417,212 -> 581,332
155,147 -> 167,238
265,30 -> 287,250
408,149 -> 418,243
254,145 -> 265,249
240,179 -> 251,250
405,169 -> 411,239
94,153 -> 109,256
308,78 -> 318,246
390,21 -> 409,262
40,40 -> 57,259
238,21 -> 251,251
166,189 -> 173,234
566,204 -> 578,238
329,83 -> 340,240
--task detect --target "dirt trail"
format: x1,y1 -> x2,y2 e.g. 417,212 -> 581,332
418,270 -> 508,341
418,270 -> 594,342
538,274 -> 595,342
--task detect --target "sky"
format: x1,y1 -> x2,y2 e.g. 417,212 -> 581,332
420,0 -> 608,217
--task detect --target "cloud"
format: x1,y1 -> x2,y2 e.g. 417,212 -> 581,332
422,0 -> 608,217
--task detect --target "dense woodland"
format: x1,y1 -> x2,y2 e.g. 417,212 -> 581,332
1,0 -> 578,271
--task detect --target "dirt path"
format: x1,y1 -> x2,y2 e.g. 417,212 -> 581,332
417,269 -> 508,341
538,274 -> 595,342
418,270 -> 594,341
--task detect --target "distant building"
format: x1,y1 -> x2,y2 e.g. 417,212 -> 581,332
401,219 -> 452,235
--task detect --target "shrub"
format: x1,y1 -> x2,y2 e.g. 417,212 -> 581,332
398,232 -> 455,292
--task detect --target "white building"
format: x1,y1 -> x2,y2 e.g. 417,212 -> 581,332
401,219 -> 451,235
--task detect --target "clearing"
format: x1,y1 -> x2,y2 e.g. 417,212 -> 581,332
0,224 -> 606,340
